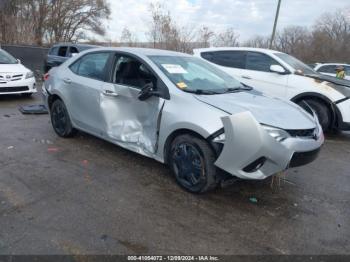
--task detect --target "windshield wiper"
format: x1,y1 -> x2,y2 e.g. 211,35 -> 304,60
186,89 -> 223,95
223,86 -> 252,93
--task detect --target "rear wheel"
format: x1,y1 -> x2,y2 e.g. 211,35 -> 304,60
50,99 -> 76,137
298,99 -> 331,132
169,134 -> 218,193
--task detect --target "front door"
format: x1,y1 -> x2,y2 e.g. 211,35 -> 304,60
239,51 -> 288,98
100,54 -> 164,156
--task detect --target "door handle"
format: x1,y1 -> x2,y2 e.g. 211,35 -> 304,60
63,78 -> 72,84
102,90 -> 118,97
241,75 -> 252,80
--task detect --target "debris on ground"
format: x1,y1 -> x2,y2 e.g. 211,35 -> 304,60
7,146 -> 14,150
19,104 -> 48,115
47,147 -> 59,152
249,197 -> 258,204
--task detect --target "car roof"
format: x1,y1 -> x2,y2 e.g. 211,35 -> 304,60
84,47 -> 192,57
317,63 -> 350,66
51,43 -> 100,49
193,47 -> 284,55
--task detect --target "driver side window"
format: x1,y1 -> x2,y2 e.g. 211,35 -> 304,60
113,55 -> 156,89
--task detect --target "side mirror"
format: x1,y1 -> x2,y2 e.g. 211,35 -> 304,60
17,59 -> 21,64
138,82 -> 161,101
71,53 -> 78,57
270,64 -> 286,74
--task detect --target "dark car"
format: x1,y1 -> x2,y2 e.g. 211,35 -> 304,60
44,43 -> 100,73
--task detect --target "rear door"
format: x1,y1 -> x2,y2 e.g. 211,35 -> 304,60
64,51 -> 113,135
98,53 -> 165,156
200,51 -> 246,82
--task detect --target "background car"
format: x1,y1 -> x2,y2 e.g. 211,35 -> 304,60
0,48 -> 36,97
314,63 -> 350,80
42,47 -> 323,193
194,47 -> 350,132
43,43 -> 100,73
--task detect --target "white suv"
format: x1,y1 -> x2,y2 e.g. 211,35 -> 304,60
314,63 -> 350,80
194,47 -> 350,132
0,49 -> 36,97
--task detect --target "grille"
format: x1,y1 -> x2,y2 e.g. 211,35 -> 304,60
0,86 -> 29,93
10,74 -> 24,81
286,128 -> 315,137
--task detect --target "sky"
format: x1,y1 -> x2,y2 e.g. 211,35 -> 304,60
104,0 -> 350,42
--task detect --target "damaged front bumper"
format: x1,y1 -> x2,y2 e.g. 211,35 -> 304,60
214,111 -> 324,180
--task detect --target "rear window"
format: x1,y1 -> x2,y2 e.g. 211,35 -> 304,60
201,51 -> 246,69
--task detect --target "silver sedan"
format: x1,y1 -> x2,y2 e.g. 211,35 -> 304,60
42,47 -> 324,193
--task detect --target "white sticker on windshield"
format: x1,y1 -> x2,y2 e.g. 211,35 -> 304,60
161,64 -> 188,74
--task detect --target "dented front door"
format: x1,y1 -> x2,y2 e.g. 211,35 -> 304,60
100,82 -> 164,156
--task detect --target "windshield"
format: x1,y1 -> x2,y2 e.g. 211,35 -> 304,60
149,55 -> 245,94
0,49 -> 18,64
275,53 -> 316,75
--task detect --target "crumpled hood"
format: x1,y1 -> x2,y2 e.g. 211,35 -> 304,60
194,92 -> 316,130
0,64 -> 29,73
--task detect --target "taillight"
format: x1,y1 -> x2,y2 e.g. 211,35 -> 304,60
43,73 -> 49,81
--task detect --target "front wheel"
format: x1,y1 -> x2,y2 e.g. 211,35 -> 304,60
169,134 -> 218,193
50,99 -> 76,137
298,99 -> 332,132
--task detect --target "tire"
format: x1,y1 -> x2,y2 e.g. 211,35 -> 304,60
169,134 -> 218,193
50,99 -> 76,137
298,99 -> 331,132
21,93 -> 33,98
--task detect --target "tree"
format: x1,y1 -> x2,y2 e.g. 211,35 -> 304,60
197,26 -> 215,48
243,35 -> 270,48
274,26 -> 310,61
120,27 -> 138,47
214,27 -> 239,47
0,0 -> 111,45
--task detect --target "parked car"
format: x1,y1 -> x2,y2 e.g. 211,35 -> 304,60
42,47 -> 323,193
194,47 -> 350,132
314,63 -> 350,80
0,48 -> 36,97
44,43 -> 99,73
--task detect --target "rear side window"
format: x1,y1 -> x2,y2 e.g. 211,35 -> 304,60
317,65 -> 337,73
58,46 -> 68,57
246,52 -> 277,72
345,66 -> 350,74
201,51 -> 246,69
69,52 -> 111,81
70,47 -> 79,54
49,47 -> 59,55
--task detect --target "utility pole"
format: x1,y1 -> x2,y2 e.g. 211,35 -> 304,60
269,0 -> 282,49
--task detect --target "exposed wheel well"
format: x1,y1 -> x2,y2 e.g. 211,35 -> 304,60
164,129 -> 213,165
291,94 -> 337,127
48,94 -> 62,111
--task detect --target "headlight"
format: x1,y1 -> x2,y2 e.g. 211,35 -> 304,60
25,71 -> 34,79
262,125 -> 290,142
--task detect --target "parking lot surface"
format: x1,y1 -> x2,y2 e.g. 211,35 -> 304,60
0,91 -> 349,255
